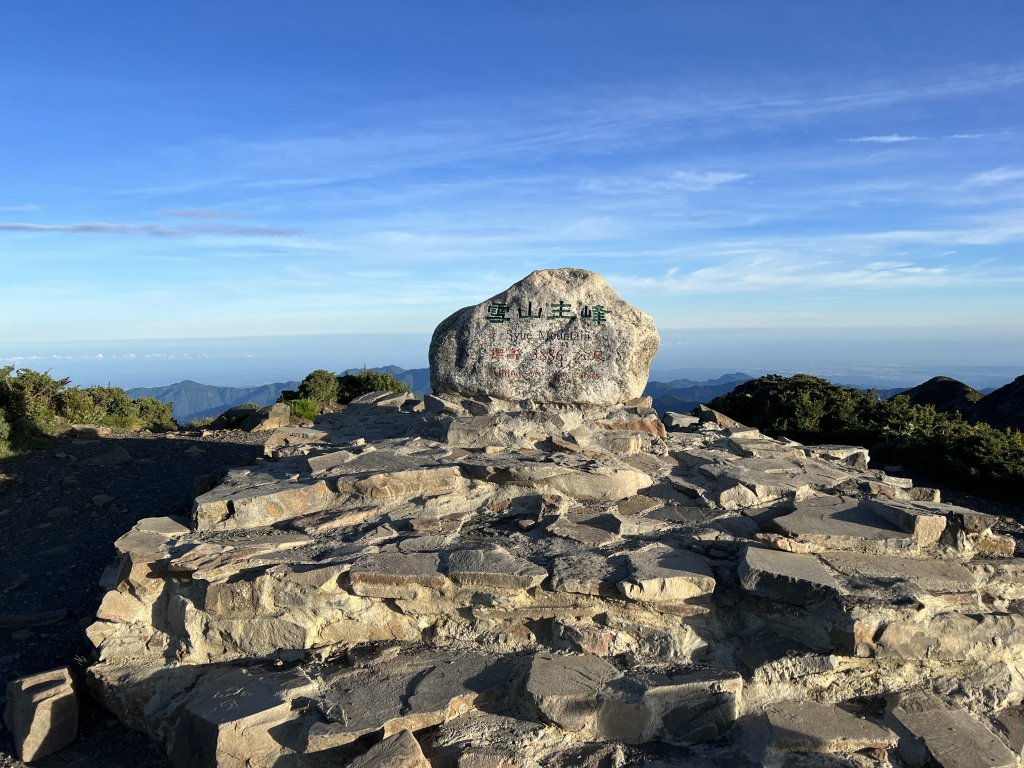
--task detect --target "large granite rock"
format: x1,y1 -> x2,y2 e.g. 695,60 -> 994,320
429,268 -> 659,406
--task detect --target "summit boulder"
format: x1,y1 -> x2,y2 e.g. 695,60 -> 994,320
429,268 -> 659,406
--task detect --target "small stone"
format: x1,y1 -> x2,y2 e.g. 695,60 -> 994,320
83,447 -> 133,466
350,730 -> 430,768
47,505 -> 75,520
3,667 -> 78,762
91,494 -> 114,509
972,533 -> 1016,556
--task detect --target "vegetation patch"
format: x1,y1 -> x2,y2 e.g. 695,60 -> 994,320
286,398 -> 320,420
707,374 -> 1024,501
280,367 -> 411,409
0,366 -> 176,457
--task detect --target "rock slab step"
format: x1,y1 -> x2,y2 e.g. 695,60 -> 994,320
888,691 -> 1019,768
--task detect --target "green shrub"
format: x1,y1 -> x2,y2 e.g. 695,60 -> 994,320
336,368 -> 411,404
0,366 -> 176,456
298,369 -> 340,404
287,398 -> 319,420
707,375 -> 1024,501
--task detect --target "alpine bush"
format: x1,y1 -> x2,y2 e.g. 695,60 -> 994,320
287,398 -> 320,420
298,369 -> 340,405
0,366 -> 176,455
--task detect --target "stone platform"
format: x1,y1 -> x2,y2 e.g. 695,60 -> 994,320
83,392 -> 1024,767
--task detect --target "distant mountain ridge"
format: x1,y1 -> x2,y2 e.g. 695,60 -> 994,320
884,374 -> 1024,431
896,376 -> 984,414
126,380 -> 300,424
643,372 -> 754,415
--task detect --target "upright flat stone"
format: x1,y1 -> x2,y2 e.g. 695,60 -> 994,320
524,653 -> 620,731
429,268 -> 659,406
3,667 -> 78,762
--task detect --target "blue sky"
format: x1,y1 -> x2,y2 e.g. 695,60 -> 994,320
2,1 -> 1023,379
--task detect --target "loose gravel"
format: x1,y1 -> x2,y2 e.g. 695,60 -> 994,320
0,429 -> 265,767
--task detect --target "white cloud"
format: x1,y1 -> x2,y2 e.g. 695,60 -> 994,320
841,134 -> 921,143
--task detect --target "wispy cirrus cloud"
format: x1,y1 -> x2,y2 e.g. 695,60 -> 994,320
0,204 -> 40,212
609,258 -> 981,296
580,169 -> 748,194
0,221 -> 301,237
965,166 -> 1024,186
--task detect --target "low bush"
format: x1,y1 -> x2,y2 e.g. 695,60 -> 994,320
0,366 -> 176,456
287,398 -> 319,420
336,368 -> 410,404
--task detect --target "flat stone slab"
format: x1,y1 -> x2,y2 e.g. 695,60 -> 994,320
889,691 -> 1019,768
819,551 -> 976,594
772,496 -> 916,553
597,667 -> 743,746
862,499 -> 948,547
739,546 -> 842,605
550,553 -> 631,598
348,553 -> 448,599
445,546 -> 547,591
311,651 -> 510,749
764,699 -> 896,754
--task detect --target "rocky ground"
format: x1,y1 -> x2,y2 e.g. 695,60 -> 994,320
0,429 -> 265,767
26,390 -> 1016,768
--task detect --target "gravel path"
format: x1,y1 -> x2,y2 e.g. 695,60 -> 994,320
0,429 -> 265,767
